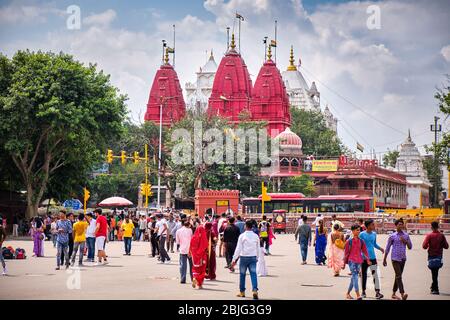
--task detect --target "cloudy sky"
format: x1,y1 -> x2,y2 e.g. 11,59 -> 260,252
1,0 -> 449,158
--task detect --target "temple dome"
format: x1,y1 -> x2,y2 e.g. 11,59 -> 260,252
275,127 -> 302,149
145,56 -> 186,126
207,34 -> 252,122
249,51 -> 291,137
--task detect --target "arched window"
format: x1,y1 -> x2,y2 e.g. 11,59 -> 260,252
280,158 -> 290,167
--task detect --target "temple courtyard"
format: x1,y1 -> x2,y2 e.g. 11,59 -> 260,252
1,234 -> 449,300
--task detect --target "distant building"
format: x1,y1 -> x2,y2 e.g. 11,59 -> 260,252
185,50 -> 218,114
281,46 -> 337,133
395,130 -> 432,208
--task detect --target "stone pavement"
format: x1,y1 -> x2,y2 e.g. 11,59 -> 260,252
1,234 -> 449,300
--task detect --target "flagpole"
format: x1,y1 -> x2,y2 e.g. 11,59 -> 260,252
274,20 -> 277,64
173,24 -> 176,68
264,37 -> 268,62
226,27 -> 230,51
238,13 -> 241,53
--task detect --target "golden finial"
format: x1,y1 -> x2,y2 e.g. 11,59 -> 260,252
287,45 -> 297,71
230,33 -> 236,49
164,47 -> 169,65
210,49 -> 214,59
267,44 -> 272,60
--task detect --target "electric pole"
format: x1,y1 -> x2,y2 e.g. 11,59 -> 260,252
431,116 -> 442,207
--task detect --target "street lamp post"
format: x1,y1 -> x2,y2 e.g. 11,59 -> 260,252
431,116 -> 442,207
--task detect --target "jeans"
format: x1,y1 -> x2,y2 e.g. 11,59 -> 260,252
51,234 -> 57,247
239,256 -> 258,293
179,254 -> 193,283
151,235 -> 159,257
361,259 -> 380,292
57,242 -> 69,267
392,260 -> 406,294
299,238 -> 308,262
86,237 -> 95,261
109,229 -> 115,241
0,251 -> 5,269
71,241 -> 85,265
124,237 -> 132,254
13,224 -> 18,237
428,255 -> 442,292
348,261 -> 361,293
158,235 -> 170,262
225,242 -> 237,267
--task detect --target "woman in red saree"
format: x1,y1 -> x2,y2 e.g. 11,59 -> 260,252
205,222 -> 217,280
190,224 -> 208,289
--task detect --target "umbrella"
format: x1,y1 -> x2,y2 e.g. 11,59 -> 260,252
99,196 -> 133,207
41,198 -> 58,206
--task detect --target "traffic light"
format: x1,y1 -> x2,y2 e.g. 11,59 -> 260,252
107,149 -> 113,163
140,183 -> 152,196
133,151 -> 140,164
261,182 -> 271,201
83,187 -> 90,201
121,151 -> 127,165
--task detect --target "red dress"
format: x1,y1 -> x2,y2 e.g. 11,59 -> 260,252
190,225 -> 208,287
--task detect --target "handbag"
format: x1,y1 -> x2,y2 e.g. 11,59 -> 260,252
335,238 -> 345,250
39,233 -> 44,241
428,257 -> 443,269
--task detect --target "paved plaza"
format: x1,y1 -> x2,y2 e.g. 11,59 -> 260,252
1,234 -> 449,300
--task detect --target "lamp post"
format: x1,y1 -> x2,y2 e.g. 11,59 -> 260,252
430,116 -> 442,207
157,96 -> 176,210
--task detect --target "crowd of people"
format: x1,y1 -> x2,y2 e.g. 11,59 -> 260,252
294,213 -> 449,299
0,210 -> 449,300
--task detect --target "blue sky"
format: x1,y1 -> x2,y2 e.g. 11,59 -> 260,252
1,0 -> 450,158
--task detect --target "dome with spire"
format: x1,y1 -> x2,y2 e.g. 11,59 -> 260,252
145,48 -> 186,126
275,127 -> 302,149
249,45 -> 291,137
207,34 -> 253,122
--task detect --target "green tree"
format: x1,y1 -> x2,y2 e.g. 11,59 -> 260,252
0,51 -> 127,218
382,150 -> 400,168
289,108 -> 346,157
280,175 -> 315,195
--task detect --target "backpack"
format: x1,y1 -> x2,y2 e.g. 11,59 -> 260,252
15,248 -> 26,259
259,221 -> 268,238
2,246 -> 15,259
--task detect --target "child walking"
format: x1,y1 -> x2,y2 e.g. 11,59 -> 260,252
344,224 -> 371,300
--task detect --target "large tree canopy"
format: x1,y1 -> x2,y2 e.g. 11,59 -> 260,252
289,108 -> 346,157
0,50 -> 127,217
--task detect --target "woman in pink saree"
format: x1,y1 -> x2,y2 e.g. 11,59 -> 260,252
327,223 -> 345,276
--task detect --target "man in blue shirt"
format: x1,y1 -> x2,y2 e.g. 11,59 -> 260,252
235,215 -> 245,234
360,219 -> 385,299
56,210 -> 73,270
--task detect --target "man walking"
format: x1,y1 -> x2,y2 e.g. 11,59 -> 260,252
121,216 -> 134,255
383,219 -> 412,300
258,215 -> 270,255
295,215 -> 312,265
12,214 -> 19,238
231,220 -> 260,300
71,213 -> 88,266
223,217 -> 241,271
422,221 -> 449,295
55,210 -> 73,270
138,215 -> 147,241
148,216 -> 159,258
94,208 -> 109,265
85,213 -> 96,262
235,215 -> 245,234
360,219 -> 384,299
176,220 -> 193,284
167,213 -> 176,253
155,214 -> 171,263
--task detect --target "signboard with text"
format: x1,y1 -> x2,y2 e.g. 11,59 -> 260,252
312,160 -> 338,172
216,200 -> 229,207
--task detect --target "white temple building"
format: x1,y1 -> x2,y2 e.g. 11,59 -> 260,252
185,50 -> 218,114
395,130 -> 432,208
281,46 -> 338,133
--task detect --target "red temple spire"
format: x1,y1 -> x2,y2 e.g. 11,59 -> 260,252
144,47 -> 186,126
207,33 -> 253,122
249,44 -> 291,137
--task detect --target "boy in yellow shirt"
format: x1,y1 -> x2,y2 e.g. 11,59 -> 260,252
121,217 -> 135,255
71,213 -> 89,266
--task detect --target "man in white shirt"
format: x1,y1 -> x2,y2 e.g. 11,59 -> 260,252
155,214 -> 171,263
312,213 -> 323,227
175,220 -> 193,284
330,214 -> 344,231
85,213 -> 96,263
231,220 -> 260,300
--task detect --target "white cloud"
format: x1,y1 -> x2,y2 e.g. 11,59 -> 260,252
83,9 -> 117,27
441,45 -> 450,62
0,1 -> 63,25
